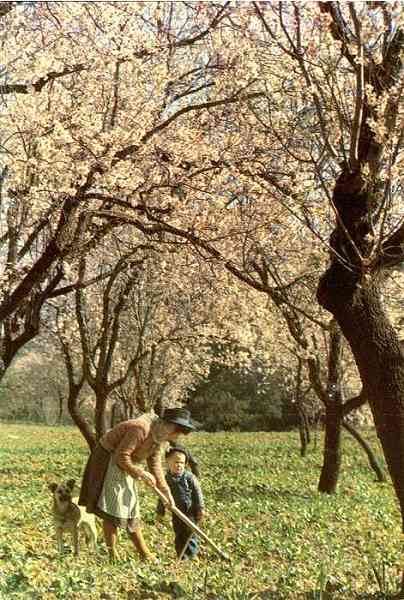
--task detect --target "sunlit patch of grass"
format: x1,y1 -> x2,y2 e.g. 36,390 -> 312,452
0,422 -> 403,598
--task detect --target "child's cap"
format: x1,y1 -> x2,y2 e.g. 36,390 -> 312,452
165,445 -> 189,462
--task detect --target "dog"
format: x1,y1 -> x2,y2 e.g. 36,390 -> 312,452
48,478 -> 97,556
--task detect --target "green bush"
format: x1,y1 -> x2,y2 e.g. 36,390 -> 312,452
188,359 -> 298,432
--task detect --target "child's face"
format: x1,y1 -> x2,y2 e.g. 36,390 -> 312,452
166,451 -> 186,476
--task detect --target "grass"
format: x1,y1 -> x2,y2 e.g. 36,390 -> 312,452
0,423 -> 403,599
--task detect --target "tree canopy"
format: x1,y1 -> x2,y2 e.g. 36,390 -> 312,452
1,1 -> 404,525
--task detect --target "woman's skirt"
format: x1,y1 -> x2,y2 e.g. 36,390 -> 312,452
78,443 -> 141,531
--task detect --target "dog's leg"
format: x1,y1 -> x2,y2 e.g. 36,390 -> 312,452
72,528 -> 79,556
90,523 -> 98,550
56,527 -> 63,554
82,522 -> 97,550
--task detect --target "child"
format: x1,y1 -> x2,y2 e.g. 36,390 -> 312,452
168,439 -> 200,477
156,445 -> 204,559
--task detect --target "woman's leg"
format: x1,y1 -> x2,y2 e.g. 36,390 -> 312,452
102,519 -> 119,561
128,527 -> 155,561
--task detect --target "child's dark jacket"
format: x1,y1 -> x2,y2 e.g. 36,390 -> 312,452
156,471 -> 204,519
157,470 -> 204,558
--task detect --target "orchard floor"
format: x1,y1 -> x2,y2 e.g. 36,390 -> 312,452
0,422 -> 403,599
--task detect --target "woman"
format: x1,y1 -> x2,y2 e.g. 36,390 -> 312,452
78,407 -> 199,561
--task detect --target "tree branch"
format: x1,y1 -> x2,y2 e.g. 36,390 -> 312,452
176,2 -> 230,47
342,391 -> 366,416
0,2 -> 14,18
318,2 -> 356,67
0,64 -> 86,95
348,3 -> 365,169
112,90 -> 263,164
379,220 -> 404,268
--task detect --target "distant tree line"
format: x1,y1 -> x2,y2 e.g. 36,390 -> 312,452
187,358 -> 298,432
0,341 -> 299,432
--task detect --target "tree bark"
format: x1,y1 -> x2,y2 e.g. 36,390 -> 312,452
317,321 -> 344,493
294,358 -> 310,457
319,267 -> 404,524
318,392 -> 343,493
94,389 -> 109,440
67,385 -> 95,450
57,387 -> 64,424
297,405 -> 310,457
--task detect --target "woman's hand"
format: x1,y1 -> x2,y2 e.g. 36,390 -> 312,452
139,470 -> 157,488
160,490 -> 176,509
196,510 -> 204,523
155,514 -> 166,527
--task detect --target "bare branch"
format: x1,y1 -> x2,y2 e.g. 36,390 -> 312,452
113,90 -> 263,164
176,2 -> 231,47
348,4 -> 365,169
379,220 -> 404,268
319,2 -> 356,67
0,64 -> 86,95
342,391 -> 366,416
0,2 -> 14,18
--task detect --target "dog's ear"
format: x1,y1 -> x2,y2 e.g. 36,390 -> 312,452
48,483 -> 58,492
66,479 -> 76,490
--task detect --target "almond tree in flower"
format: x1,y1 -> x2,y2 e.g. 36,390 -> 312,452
0,1 -> 239,379
180,2 -> 401,512
51,232 -> 256,445
0,1 -> 284,441
0,343 -> 69,423
260,265 -> 386,486
107,249 -> 219,423
58,2 -> 403,517
239,2 -> 404,523
3,1 -> 404,529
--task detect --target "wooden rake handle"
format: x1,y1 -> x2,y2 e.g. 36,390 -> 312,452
152,486 -> 231,562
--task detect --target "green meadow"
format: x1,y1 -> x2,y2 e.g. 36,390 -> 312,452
0,423 -> 403,599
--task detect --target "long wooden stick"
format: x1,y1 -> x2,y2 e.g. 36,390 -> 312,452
152,486 -> 230,562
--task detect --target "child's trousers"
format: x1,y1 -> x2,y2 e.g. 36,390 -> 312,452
173,515 -> 199,559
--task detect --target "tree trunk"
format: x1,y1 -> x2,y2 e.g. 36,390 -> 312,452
303,410 -> 311,445
110,401 -> 118,428
318,321 -> 344,494
123,399 -> 135,419
318,245 -> 404,528
94,390 -> 109,440
295,359 -> 310,457
318,397 -> 343,493
67,386 -> 95,450
57,387 -> 64,424
155,397 -> 164,417
342,420 -> 385,483
297,406 -> 310,457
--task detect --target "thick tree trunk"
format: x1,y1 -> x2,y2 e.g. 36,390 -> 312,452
342,420 -> 385,483
94,390 -> 109,440
318,321 -> 344,493
110,401 -> 118,428
318,395 -> 343,493
318,235 -> 404,528
67,387 -> 95,450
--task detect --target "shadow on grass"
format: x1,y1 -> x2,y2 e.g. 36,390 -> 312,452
355,592 -> 404,600
256,486 -> 312,500
251,590 -> 404,599
213,484 -> 312,503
